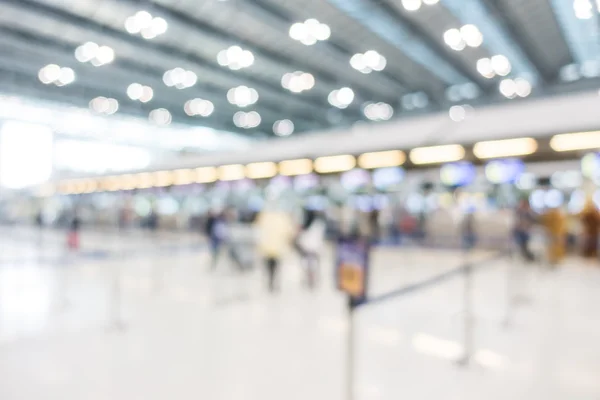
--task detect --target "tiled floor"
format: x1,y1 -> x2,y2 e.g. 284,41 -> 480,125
0,226 -> 598,399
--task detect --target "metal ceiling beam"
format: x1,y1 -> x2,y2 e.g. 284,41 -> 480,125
0,24 -> 320,134
242,0 -> 413,93
0,0 -> 335,127
442,0 -> 542,84
325,0 -> 470,86
480,0 -> 569,81
548,0 -> 599,65
134,0 -> 405,104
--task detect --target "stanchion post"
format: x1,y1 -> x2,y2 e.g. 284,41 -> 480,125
458,247 -> 473,366
346,298 -> 358,400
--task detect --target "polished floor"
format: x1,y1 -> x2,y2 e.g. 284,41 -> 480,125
0,226 -> 598,400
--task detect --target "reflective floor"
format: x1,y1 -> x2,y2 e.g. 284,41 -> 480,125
0,226 -> 598,399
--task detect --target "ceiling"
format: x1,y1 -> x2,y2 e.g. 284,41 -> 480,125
0,0 -> 597,141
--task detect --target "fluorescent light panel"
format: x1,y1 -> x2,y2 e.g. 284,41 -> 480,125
358,150 -> 405,169
409,144 -> 465,165
314,155 -> 356,173
473,137 -> 537,159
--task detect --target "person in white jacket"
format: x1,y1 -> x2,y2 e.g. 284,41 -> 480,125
296,211 -> 326,289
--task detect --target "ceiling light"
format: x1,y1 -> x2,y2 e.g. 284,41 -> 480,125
227,86 -> 259,107
444,25 -> 483,51
281,71 -> 315,93
550,131 -> 600,152
89,97 -> 119,115
491,55 -> 511,76
217,45 -> 254,70
350,51 -> 386,74
448,105 -> 467,122
149,108 -> 172,125
410,144 -> 465,165
163,68 -> 196,89
218,164 -> 245,181
476,58 -> 494,78
246,162 -> 278,179
460,24 -> 483,48
233,111 -> 261,129
289,19 -> 330,45
127,83 -> 153,102
74,42 -> 98,63
364,102 -> 393,121
314,155 -> 356,173
278,159 -> 313,176
195,167 -> 218,183
514,78 -> 532,98
402,0 -> 422,11
273,119 -> 295,136
184,98 -> 214,117
573,0 -> 594,19
125,11 -> 168,38
473,138 -> 538,159
499,78 -> 517,99
328,87 -> 354,109
358,150 -> 405,169
39,64 -> 75,86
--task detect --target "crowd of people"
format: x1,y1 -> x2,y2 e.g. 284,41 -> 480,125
513,197 -> 600,265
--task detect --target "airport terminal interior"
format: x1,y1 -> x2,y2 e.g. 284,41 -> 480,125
1,0 -> 600,399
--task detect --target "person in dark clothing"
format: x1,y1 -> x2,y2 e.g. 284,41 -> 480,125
205,211 -> 227,269
67,211 -> 81,250
514,199 -> 536,262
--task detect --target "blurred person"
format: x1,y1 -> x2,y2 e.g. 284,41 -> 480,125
296,210 -> 326,289
205,209 -> 228,269
67,209 -> 81,251
461,207 -> 477,251
255,198 -> 296,292
579,198 -> 600,258
541,205 -> 567,265
514,198 -> 536,262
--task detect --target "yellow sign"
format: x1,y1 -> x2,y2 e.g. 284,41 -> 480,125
338,263 -> 365,297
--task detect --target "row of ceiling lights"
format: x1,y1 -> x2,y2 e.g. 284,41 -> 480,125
74,42 -> 115,66
443,25 -> 484,51
55,130 -> 600,195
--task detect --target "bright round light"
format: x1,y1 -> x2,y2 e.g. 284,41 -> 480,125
515,78 -> 532,98
491,54 -> 511,76
107,98 -> 119,115
140,86 -> 153,103
289,23 -> 307,41
247,111 -> 261,127
75,42 -> 98,63
90,97 -> 109,113
240,50 -> 254,67
135,11 -> 153,28
44,64 -> 61,82
402,0 -> 422,11
183,70 -> 197,88
127,83 -> 143,100
449,105 -> 466,122
233,111 -> 245,127
281,73 -> 292,89
273,119 -> 294,136
125,16 -> 140,34
163,70 -> 174,87
151,17 -> 168,35
95,46 -> 115,65
350,54 -> 367,71
460,24 -> 483,47
149,108 -> 172,125
141,27 -> 157,40
315,23 -> 331,41
217,50 -> 228,66
443,28 -> 462,47
499,78 -> 517,99
476,57 -> 494,78
364,102 -> 393,121
58,67 -> 75,85
337,87 -> 354,105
